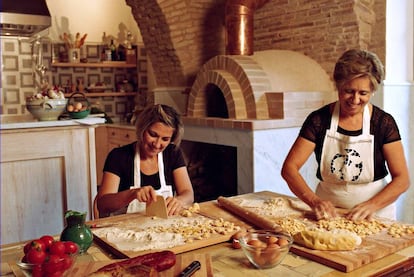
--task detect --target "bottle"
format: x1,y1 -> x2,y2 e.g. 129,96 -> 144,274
110,39 -> 117,61
117,43 -> 126,61
125,33 -> 136,64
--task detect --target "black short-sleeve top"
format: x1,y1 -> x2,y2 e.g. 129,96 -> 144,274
103,142 -> 186,193
299,103 -> 401,181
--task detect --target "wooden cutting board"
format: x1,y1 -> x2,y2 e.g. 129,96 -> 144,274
217,191 -> 414,273
88,211 -> 240,259
11,253 -> 213,277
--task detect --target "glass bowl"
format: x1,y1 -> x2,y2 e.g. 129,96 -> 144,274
16,252 -> 78,277
238,230 -> 293,269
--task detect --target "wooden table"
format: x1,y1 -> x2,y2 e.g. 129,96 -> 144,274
2,240 -> 414,276
2,192 -> 414,276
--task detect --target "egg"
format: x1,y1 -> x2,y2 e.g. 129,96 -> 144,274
277,237 -> 290,247
267,247 -> 281,264
67,104 -> 74,112
267,235 -> 279,245
75,102 -> 83,110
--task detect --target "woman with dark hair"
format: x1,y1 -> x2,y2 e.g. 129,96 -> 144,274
96,104 -> 194,217
281,49 -> 410,221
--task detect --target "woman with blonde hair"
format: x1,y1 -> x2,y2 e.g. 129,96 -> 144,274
96,104 -> 194,217
282,49 -> 410,221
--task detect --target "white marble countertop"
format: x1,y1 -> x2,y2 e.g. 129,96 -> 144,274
0,117 -> 106,130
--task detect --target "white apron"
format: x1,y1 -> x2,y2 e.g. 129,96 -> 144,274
316,102 -> 395,219
126,150 -> 173,213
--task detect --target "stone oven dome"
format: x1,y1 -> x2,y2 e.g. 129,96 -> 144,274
187,49 -> 335,121
252,50 -> 334,93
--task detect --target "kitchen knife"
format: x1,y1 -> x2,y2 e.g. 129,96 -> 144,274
146,195 -> 168,219
178,261 -> 201,277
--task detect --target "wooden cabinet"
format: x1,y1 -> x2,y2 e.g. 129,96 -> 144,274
107,126 -> 136,150
95,125 -> 136,187
0,126 -> 98,244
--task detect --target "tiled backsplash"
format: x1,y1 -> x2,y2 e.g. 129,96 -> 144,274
1,37 -> 147,122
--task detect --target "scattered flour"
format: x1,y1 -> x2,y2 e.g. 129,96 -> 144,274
92,215 -> 239,252
93,227 -> 184,251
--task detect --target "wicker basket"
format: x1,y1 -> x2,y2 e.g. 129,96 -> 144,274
66,92 -> 90,119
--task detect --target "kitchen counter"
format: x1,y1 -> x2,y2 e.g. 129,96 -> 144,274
1,122 -> 100,245
0,117 -> 106,130
2,193 -> 414,276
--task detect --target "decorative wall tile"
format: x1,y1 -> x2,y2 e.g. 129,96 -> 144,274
6,107 -> 18,114
58,74 -> 72,87
19,41 -> 31,54
74,67 -> 86,73
1,39 -> 147,121
6,75 -> 17,85
116,101 -> 126,114
3,88 -> 20,104
3,56 -> 19,71
87,74 -> 100,85
22,59 -> 32,69
104,104 -> 113,113
4,41 -> 16,52
101,67 -> 113,73
20,73 -> 33,87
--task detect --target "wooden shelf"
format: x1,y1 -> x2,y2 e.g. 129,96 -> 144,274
52,62 -> 137,68
64,92 -> 137,97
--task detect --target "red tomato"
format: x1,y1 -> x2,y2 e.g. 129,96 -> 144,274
23,240 -> 33,254
40,235 -> 55,250
31,264 -> 43,277
64,241 -> 79,254
60,253 -> 73,270
43,254 -> 62,274
26,248 -> 46,264
49,241 -> 66,256
24,239 -> 46,253
31,239 -> 46,252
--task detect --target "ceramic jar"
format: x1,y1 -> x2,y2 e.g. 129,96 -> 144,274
60,210 -> 93,254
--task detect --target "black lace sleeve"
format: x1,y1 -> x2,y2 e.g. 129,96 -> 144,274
371,106 -> 401,144
371,106 -> 402,180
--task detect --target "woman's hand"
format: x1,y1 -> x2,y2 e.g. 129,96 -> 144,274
345,201 -> 376,221
134,186 -> 158,203
165,196 -> 184,216
312,198 -> 338,220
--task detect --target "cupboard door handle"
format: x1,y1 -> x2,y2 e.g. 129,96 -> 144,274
125,134 -> 130,138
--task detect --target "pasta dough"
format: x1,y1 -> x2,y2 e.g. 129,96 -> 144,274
293,229 -> 361,251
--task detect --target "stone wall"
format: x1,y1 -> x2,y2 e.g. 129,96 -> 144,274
126,0 -> 385,88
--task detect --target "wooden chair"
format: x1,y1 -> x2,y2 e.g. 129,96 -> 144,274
93,195 -> 99,219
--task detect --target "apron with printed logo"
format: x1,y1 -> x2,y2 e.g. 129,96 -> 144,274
126,149 -> 173,213
316,102 -> 395,219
